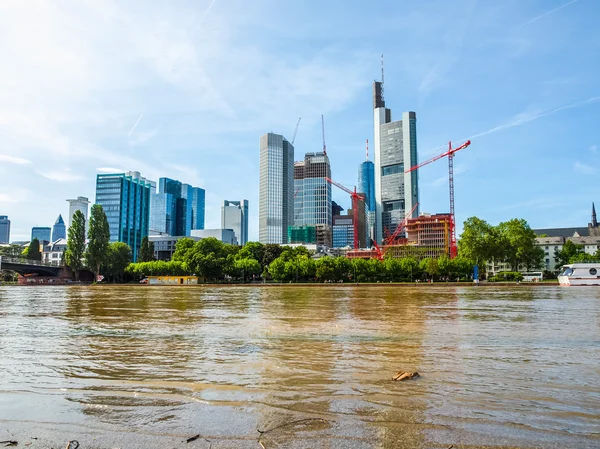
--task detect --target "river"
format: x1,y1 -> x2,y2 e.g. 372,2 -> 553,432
0,285 -> 598,448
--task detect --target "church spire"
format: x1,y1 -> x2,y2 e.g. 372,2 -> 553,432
592,202 -> 597,228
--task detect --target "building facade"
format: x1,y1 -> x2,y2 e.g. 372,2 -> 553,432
148,235 -> 202,261
294,152 -> 332,227
149,179 -> 205,236
31,227 -> 51,242
259,133 -> 294,244
358,160 -> 375,244
0,215 -> 10,244
95,171 -> 154,262
66,196 -> 90,230
222,200 -> 248,246
51,215 -> 66,241
190,228 -> 238,245
42,238 -> 67,266
373,81 -> 419,243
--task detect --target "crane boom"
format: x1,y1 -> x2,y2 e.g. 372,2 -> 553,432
291,118 -> 301,145
325,177 -> 365,250
405,140 -> 471,173
386,203 -> 419,245
321,115 -> 326,154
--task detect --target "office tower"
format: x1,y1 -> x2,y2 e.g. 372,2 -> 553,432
0,216 -> 10,244
259,133 -> 294,244
150,179 -> 205,236
373,80 -> 419,243
95,171 -> 154,262
66,197 -> 90,229
51,214 -> 66,241
293,152 -> 332,227
31,227 -> 51,242
332,202 -> 367,249
358,159 -> 375,243
222,200 -> 248,245
332,201 -> 343,217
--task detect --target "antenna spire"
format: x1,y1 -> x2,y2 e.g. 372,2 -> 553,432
321,114 -> 326,155
381,54 -> 384,103
366,139 -> 369,161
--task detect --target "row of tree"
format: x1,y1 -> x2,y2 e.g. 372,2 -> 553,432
125,238 -> 475,283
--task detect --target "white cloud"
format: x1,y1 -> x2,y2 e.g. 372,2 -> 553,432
0,154 -> 31,164
37,171 -> 84,182
574,161 -> 597,174
97,167 -> 125,173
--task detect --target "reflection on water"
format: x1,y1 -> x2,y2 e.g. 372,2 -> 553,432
0,285 -> 599,448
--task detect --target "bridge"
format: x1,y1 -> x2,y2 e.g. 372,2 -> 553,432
0,256 -> 62,277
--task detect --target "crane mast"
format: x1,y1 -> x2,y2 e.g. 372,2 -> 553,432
325,177 -> 365,250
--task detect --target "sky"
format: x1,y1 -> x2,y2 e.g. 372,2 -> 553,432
0,0 -> 598,242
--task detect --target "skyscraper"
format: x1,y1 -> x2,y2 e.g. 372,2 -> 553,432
293,152 -> 332,227
66,197 -> 90,229
31,227 -> 51,242
51,214 -> 66,241
358,159 -> 375,243
259,133 -> 294,244
95,171 -> 154,262
373,81 -> 419,243
0,216 -> 10,244
222,200 -> 248,245
150,179 -> 205,236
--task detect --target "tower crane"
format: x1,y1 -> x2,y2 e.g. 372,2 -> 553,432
405,140 -> 472,259
325,177 -> 364,250
372,203 -> 418,260
321,115 -> 327,154
291,118 -> 301,145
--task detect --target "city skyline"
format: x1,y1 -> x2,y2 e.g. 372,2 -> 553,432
1,0 -> 598,242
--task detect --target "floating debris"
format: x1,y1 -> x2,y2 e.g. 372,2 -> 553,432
186,434 -> 201,443
392,371 -> 420,381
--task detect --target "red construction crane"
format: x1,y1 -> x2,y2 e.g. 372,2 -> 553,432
371,202 -> 419,260
325,177 -> 365,250
405,140 -> 472,259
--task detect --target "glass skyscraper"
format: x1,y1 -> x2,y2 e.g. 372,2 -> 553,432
294,152 -> 332,226
31,227 -> 51,242
373,81 -> 419,243
150,179 -> 205,236
358,160 -> 375,244
95,171 -> 154,262
0,216 -> 10,244
51,214 -> 66,241
222,200 -> 248,245
259,133 -> 294,244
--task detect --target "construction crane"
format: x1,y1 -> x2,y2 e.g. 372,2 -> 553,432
405,140 -> 472,259
291,118 -> 301,145
325,177 -> 364,249
372,203 -> 418,260
321,115 -> 327,154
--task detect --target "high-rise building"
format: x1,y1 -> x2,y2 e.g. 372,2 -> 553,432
66,197 -> 90,230
373,81 -> 419,243
51,215 -> 66,241
31,227 -> 51,242
332,203 -> 367,249
149,179 -> 205,236
293,152 -> 332,227
95,171 -> 154,262
259,133 -> 294,244
222,200 -> 248,245
358,159 -> 375,244
0,215 -> 10,244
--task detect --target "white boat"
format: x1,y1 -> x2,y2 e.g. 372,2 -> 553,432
558,263 -> 600,286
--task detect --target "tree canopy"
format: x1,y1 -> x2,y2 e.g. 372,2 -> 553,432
138,236 -> 155,262
85,204 -> 110,279
64,210 -> 86,281
26,238 -> 42,261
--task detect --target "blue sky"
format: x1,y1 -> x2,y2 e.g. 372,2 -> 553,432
0,0 -> 598,242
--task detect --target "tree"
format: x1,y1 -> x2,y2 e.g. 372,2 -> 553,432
138,236 -> 155,262
555,240 -> 584,268
104,242 -> 132,282
498,218 -> 542,271
458,217 -> 503,265
85,204 -> 110,280
0,244 -> 23,258
26,238 -> 42,261
262,244 -> 283,268
238,242 -> 265,264
64,210 -> 86,281
233,258 -> 261,282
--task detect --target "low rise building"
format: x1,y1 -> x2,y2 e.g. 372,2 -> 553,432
43,239 -> 68,266
190,229 -> 238,245
148,235 -> 201,261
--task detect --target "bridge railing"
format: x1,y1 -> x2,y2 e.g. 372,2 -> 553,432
0,256 -> 58,267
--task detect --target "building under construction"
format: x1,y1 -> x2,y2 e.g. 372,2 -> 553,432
385,213 -> 452,260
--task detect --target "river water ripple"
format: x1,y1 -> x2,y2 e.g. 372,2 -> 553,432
0,285 -> 599,448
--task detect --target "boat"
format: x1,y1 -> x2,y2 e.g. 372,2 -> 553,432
558,263 -> 600,286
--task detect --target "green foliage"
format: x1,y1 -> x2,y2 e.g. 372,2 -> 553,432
103,242 -> 132,282
26,238 -> 41,261
498,218 -> 544,271
458,217 -> 503,265
0,244 -> 23,258
126,260 -> 186,279
85,204 -> 110,278
138,236 -> 155,262
262,244 -> 284,268
555,240 -> 584,267
64,210 -> 86,280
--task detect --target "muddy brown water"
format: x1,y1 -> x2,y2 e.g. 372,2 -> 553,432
0,285 -> 599,448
